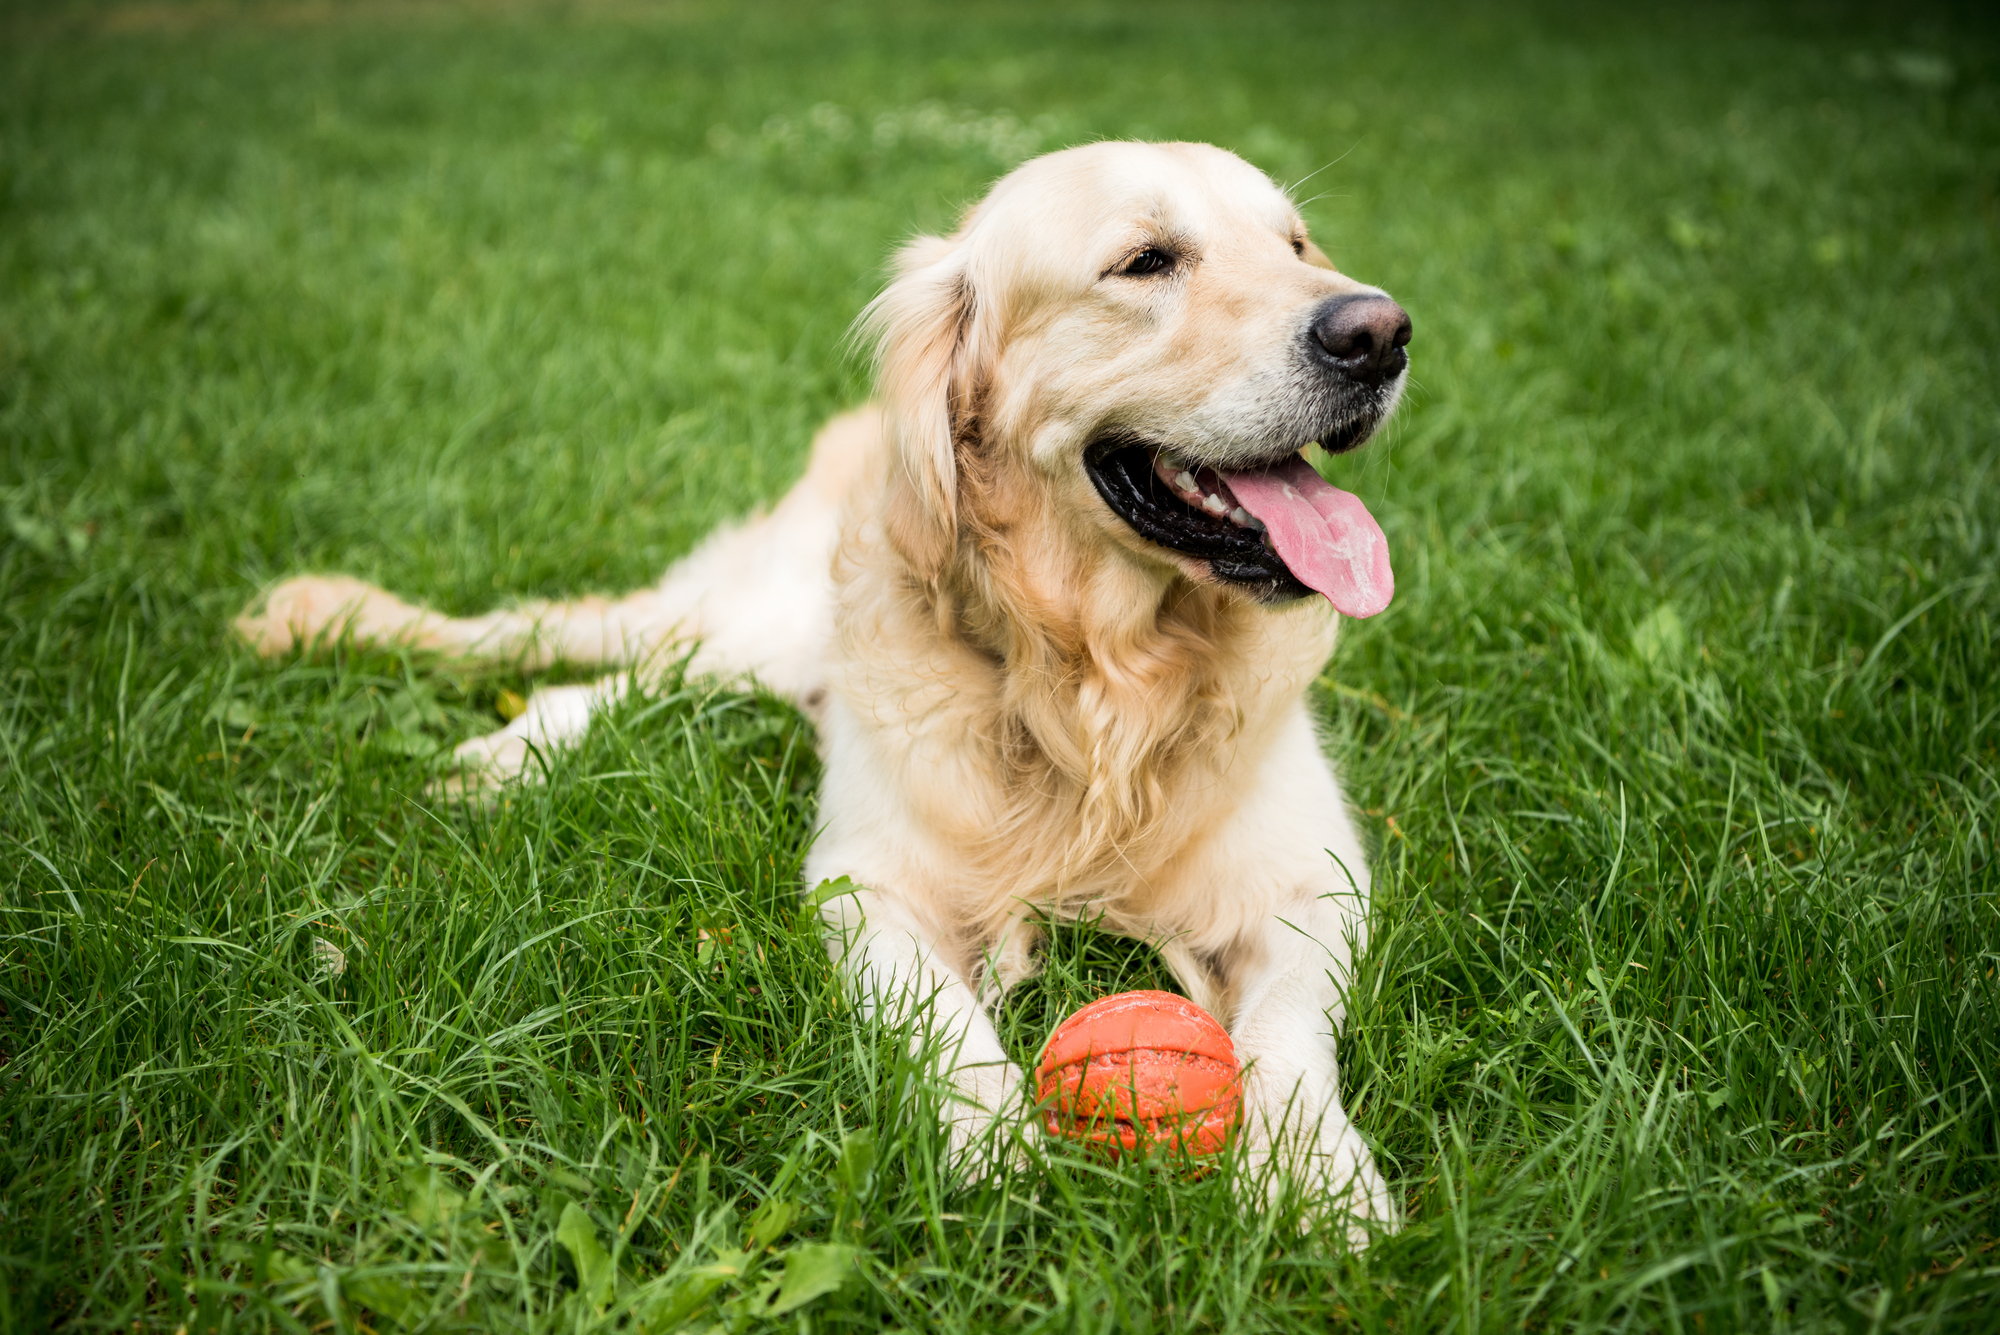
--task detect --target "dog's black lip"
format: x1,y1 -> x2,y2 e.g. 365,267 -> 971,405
1083,438 -> 1314,601
1317,415 -> 1374,455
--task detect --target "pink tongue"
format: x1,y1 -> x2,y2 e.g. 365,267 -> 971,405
1222,455 -> 1394,617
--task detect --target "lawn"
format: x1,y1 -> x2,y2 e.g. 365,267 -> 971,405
1,0 -> 1996,1329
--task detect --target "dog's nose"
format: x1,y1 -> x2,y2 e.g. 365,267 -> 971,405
1308,295 -> 1412,386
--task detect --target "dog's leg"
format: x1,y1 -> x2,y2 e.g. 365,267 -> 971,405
974,914 -> 1043,1008
235,574 -> 691,787
1222,893 -> 1399,1247
243,408 -> 874,684
238,409 -> 882,783
425,483 -> 843,780
442,676 -> 629,785
818,884 -> 1025,1171
233,574 -> 683,670
233,488 -> 845,684
1156,936 -> 1234,1022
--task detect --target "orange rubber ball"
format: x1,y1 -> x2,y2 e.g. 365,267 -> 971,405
1034,990 -> 1242,1156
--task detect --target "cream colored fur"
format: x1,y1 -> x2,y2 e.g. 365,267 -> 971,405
237,141 -> 1405,1243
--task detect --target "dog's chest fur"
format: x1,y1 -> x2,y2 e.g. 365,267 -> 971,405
825,473 -> 1339,941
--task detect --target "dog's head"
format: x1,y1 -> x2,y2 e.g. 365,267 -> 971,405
863,141 -> 1408,617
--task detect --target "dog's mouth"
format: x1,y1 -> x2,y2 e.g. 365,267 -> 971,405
1084,438 -> 1394,617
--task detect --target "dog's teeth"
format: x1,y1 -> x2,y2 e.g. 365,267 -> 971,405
1228,507 -> 1261,529
1201,494 -> 1228,516
1173,471 -> 1197,493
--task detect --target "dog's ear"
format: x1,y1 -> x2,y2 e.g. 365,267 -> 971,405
860,232 -> 976,575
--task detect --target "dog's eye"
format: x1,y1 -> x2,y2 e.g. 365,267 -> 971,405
1291,236 -> 1307,257
1122,247 -> 1174,276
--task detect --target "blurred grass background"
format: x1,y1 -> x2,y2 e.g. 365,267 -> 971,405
1,0 -> 1996,1330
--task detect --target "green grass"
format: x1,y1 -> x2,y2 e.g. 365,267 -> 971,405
2,0 -> 1997,1329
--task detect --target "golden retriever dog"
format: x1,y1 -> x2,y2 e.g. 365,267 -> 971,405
237,141 -> 1413,1241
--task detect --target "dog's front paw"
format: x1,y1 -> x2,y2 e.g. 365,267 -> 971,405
939,1063 -> 1035,1182
1236,1113 -> 1400,1248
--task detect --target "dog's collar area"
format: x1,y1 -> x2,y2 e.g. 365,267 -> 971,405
1083,439 -> 1314,602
